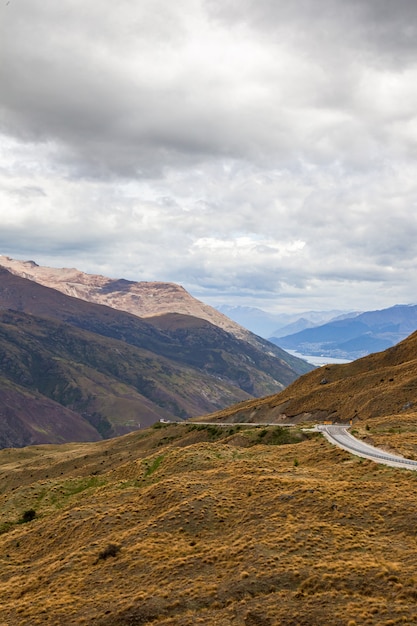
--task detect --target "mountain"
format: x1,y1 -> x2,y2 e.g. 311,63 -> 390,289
216,304 -> 352,339
197,326 -> 417,425
216,305 -> 292,338
0,382 -> 101,449
0,255 -> 239,330
270,304 -> 417,359
0,268 -> 311,447
0,256 -> 312,377
0,256 -> 307,368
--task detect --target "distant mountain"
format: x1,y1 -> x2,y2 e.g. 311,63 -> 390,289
270,304 -> 417,360
217,304 -> 353,339
0,256 -> 310,374
216,305 -> 290,338
0,268 -> 312,447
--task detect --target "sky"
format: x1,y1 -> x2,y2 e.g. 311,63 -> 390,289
1,0 -> 417,314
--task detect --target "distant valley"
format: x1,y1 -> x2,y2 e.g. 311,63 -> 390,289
197,324 -> 417,427
219,302 -> 417,361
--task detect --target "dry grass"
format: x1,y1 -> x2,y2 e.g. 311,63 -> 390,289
1,422 -> 417,625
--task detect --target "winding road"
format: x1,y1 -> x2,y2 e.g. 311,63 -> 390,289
318,424 -> 417,470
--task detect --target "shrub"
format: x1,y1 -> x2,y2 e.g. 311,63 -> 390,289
98,543 -> 121,561
19,509 -> 36,524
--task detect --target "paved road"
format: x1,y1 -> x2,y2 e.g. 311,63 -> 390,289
185,421 -> 294,427
318,424 -> 417,470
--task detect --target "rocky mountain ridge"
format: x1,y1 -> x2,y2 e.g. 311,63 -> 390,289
0,256 -> 313,374
0,256 -> 251,340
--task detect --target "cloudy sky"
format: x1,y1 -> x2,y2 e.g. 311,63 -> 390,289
1,0 -> 417,313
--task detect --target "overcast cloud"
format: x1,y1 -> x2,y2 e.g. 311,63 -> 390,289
1,0 -> 417,313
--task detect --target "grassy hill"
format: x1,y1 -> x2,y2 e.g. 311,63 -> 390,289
2,419 -> 417,624
198,329 -> 417,426
3,329 -> 417,623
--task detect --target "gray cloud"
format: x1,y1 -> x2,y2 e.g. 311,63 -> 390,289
1,0 -> 417,313
206,0 -> 417,65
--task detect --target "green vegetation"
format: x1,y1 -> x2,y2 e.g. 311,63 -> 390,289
152,421 -> 167,430
0,508 -> 37,536
266,425 -> 304,445
162,422 -> 309,447
0,520 -> 14,535
143,454 -> 165,477
60,476 -> 106,498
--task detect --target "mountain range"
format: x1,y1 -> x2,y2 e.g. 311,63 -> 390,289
216,304 -> 352,339
272,304 -> 417,360
0,256 -> 312,371
0,262 -> 311,447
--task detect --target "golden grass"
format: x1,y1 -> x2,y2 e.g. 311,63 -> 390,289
2,423 -> 417,624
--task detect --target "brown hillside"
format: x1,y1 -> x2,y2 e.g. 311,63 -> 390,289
0,385 -> 100,448
2,422 -> 417,624
0,268 -> 311,447
196,330 -> 417,425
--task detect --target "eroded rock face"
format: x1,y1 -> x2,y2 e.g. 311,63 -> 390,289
0,256 -> 247,338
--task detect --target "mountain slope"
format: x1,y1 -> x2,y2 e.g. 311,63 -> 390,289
0,256 -> 311,375
0,269 -> 309,446
0,268 -> 303,393
0,308 -> 253,443
197,328 -> 417,425
0,382 -> 101,448
272,304 -> 417,359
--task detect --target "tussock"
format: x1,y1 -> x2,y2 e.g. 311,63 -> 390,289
2,422 -> 417,624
